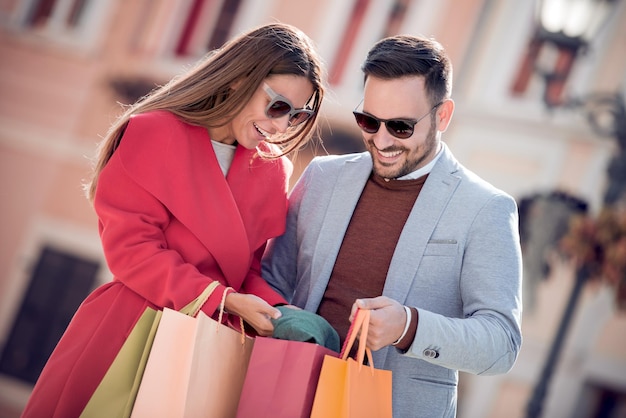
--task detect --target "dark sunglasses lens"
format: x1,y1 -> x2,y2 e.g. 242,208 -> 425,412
386,120 -> 414,139
354,113 -> 380,133
289,111 -> 312,126
267,100 -> 292,118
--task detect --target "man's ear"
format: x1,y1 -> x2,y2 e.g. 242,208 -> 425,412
436,99 -> 455,133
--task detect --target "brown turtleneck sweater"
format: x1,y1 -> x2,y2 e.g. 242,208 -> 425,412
317,172 -> 426,352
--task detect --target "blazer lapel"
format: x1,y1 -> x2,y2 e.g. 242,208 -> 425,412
305,154 -> 373,311
383,144 -> 461,302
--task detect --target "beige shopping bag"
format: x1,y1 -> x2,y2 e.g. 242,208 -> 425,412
131,285 -> 254,417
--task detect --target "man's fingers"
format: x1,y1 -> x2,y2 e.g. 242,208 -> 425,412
356,296 -> 393,310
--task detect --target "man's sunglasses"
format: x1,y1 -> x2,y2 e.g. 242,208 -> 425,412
263,83 -> 315,127
352,101 -> 442,139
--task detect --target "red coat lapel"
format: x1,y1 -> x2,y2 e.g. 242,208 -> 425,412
118,111 -> 253,286
226,144 -> 291,253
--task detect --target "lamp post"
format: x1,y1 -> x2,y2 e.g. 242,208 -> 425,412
525,1 -> 624,417
532,0 -> 616,108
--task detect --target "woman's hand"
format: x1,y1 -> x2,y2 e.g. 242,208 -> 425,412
224,292 -> 282,336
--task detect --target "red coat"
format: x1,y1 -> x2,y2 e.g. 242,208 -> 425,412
22,111 -> 290,417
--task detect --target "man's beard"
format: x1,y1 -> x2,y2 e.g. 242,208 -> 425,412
368,117 -> 438,179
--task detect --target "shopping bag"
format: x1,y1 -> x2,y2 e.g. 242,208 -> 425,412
236,337 -> 339,418
131,284 -> 254,417
310,309 -> 393,418
79,306 -> 161,418
80,281 -> 220,418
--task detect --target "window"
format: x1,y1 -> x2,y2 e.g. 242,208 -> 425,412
328,0 -> 414,86
1,0 -> 111,49
206,0 -> 241,51
0,245 -> 99,384
381,0 -> 412,39
23,0 -> 88,29
328,0 -> 371,86
174,0 -> 242,57
574,381 -> 626,418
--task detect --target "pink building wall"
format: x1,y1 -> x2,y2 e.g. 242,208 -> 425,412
1,1 -> 624,416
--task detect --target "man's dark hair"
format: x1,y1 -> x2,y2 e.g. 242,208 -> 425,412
362,35 -> 453,106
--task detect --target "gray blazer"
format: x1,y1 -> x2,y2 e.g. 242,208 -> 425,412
262,143 -> 523,417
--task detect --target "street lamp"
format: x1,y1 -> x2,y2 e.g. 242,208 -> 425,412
532,0 -> 617,108
529,0 -> 625,205
525,1 -> 624,417
537,0 -> 614,42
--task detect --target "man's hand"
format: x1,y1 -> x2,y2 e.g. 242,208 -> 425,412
350,297 -> 407,351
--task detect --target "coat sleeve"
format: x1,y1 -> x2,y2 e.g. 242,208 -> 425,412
94,113 -> 231,312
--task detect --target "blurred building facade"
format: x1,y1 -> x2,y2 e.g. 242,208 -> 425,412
0,0 -> 625,416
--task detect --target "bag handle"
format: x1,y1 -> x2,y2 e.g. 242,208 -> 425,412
179,282 -> 247,344
340,308 -> 366,360
217,286 -> 247,345
180,281 -> 220,316
340,308 -> 375,372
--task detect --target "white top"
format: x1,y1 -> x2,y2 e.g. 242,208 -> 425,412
211,140 -> 237,176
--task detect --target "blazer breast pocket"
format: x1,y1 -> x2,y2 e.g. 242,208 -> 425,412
424,239 -> 458,257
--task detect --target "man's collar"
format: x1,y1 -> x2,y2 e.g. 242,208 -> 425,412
396,143 -> 443,180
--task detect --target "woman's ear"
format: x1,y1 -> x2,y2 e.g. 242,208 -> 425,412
436,99 -> 455,133
229,78 -> 244,90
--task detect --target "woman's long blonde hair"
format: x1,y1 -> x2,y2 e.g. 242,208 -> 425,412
86,23 -> 325,202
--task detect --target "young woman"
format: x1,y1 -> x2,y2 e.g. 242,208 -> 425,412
22,23 -> 325,417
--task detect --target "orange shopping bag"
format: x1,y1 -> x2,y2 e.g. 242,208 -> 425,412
310,309 -> 392,418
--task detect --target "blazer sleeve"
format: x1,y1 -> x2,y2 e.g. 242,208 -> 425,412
241,244 -> 288,306
407,193 -> 523,375
261,158 -> 312,302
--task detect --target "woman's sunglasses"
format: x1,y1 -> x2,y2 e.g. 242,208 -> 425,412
352,101 -> 442,139
263,83 -> 315,127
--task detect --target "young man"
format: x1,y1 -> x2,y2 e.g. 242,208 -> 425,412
263,35 -> 523,417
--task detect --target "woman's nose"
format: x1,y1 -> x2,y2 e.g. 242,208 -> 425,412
272,115 -> 290,133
